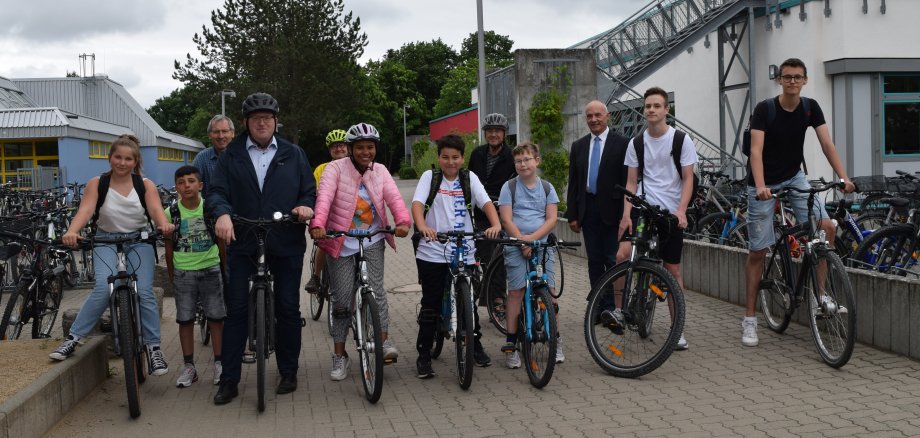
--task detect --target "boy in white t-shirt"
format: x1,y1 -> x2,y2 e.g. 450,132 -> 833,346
617,86 -> 698,350
411,134 -> 501,379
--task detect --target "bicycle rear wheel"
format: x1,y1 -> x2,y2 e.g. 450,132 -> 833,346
807,252 -> 856,368
548,246 -> 564,298
851,225 -> 917,274
62,251 -> 77,288
33,273 -> 63,338
482,259 -> 508,335
309,287 -> 325,321
431,318 -> 445,359
197,305 -> 210,346
759,246 -> 793,333
583,261 -> 684,378
455,280 -> 475,390
521,285 -> 557,388
116,289 -> 141,418
695,212 -> 733,245
0,281 -> 29,340
254,284 -> 267,412
356,292 -> 384,403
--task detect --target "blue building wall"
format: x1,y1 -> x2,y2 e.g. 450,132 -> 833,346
139,146 -> 193,189
60,138 -> 192,189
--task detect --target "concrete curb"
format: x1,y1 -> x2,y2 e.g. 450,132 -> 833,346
0,337 -> 108,438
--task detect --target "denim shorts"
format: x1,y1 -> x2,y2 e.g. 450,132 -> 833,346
173,265 -> 226,323
503,244 -> 556,290
747,171 -> 829,251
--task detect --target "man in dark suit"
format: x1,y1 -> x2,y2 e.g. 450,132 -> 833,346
566,100 -> 630,288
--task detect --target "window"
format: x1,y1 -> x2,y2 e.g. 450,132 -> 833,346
35,141 -> 57,156
882,74 -> 920,156
158,147 -> 184,161
89,141 -> 109,158
4,142 -> 32,157
188,151 -> 198,162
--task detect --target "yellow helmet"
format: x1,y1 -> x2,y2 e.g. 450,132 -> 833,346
325,129 -> 347,147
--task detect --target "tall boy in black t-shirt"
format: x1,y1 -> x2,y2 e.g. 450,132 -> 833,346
741,58 -> 856,348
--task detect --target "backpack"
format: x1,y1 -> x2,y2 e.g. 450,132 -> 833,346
741,97 -> 812,172
412,168 -> 475,253
506,176 -> 551,207
168,200 -> 217,245
93,173 -> 151,230
633,129 -> 699,200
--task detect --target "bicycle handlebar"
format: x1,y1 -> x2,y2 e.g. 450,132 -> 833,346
231,212 -> 304,226
773,180 -> 844,199
325,227 -> 395,239
614,185 -> 670,218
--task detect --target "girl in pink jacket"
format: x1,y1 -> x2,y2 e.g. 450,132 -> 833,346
309,123 -> 412,382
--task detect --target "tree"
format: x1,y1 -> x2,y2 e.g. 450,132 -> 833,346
172,0 -> 369,161
459,31 -> 515,67
147,87 -> 209,137
432,59 -> 479,118
383,39 -> 458,116
364,59 -> 426,168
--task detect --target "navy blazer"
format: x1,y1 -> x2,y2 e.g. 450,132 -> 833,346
206,132 -> 316,257
565,131 -> 630,226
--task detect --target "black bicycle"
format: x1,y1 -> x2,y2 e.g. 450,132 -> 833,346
758,181 -> 856,368
0,229 -> 68,341
583,186 -> 685,378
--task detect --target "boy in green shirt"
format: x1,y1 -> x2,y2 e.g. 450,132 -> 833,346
166,165 -> 227,388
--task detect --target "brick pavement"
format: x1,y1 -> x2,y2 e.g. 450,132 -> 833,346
43,179 -> 920,437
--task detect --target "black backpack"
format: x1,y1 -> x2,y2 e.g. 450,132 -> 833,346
93,173 -> 151,230
168,201 -> 218,245
741,96 -> 811,159
412,168 -> 475,253
633,129 -> 699,199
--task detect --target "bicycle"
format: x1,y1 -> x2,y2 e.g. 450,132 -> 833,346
324,227 -> 395,403
487,234 -> 580,388
758,180 -> 857,368
306,242 -> 333,335
583,185 -> 685,378
0,228 -> 68,340
231,212 -> 302,412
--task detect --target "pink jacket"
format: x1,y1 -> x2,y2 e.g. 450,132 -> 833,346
310,158 -> 411,258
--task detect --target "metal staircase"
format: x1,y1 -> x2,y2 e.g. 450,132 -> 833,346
592,0 -> 763,104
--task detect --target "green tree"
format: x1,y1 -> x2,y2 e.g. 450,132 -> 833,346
172,0 -> 368,161
432,59 -> 479,118
384,39 -> 458,116
459,31 -> 514,67
364,59 -> 426,169
147,87 -> 210,137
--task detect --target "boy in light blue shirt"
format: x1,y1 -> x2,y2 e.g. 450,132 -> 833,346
497,142 -> 562,368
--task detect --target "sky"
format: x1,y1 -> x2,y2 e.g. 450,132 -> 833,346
0,0 -> 642,109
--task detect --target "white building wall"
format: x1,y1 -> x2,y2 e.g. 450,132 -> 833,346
628,0 -> 919,180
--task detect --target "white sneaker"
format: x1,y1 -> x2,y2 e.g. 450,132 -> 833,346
506,351 -> 521,369
555,338 -> 565,364
382,339 -> 399,362
675,334 -> 689,351
213,361 -> 222,385
176,364 -> 198,388
819,294 -> 846,315
741,318 -> 759,347
330,354 -> 350,381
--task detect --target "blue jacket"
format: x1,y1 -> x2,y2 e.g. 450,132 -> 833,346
206,132 -> 316,257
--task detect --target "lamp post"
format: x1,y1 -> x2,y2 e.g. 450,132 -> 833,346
403,103 -> 411,166
220,89 -> 237,116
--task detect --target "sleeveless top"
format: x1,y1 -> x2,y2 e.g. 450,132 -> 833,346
95,187 -> 148,233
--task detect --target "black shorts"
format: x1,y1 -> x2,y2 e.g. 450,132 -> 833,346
626,210 -> 684,265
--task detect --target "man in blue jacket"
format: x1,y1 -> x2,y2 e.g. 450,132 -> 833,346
208,92 -> 316,405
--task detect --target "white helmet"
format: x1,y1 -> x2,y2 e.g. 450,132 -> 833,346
345,123 -> 380,145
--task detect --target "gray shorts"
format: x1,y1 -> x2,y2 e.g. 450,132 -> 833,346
503,244 -> 556,290
173,265 -> 227,323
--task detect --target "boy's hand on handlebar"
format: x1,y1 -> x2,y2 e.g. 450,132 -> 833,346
309,228 -> 326,240
158,222 -> 176,236
62,231 -> 82,248
417,225 -> 437,241
842,179 -> 856,194
292,206 -> 314,222
484,225 -> 501,239
394,224 -> 410,238
756,186 -> 772,201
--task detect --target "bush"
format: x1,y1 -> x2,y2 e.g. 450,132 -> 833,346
540,149 -> 569,213
398,164 -> 418,180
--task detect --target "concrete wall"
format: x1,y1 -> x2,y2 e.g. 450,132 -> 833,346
513,49 -> 597,151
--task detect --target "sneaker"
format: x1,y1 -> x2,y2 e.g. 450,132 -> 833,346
213,361 -> 222,385
330,354 -> 350,381
599,308 -> 625,335
741,317 -> 759,347
176,364 -> 198,388
473,348 -> 492,367
819,294 -> 844,315
555,338 -> 566,364
675,334 -> 689,351
242,350 -> 256,364
49,339 -> 78,361
149,346 -> 169,376
505,351 -> 521,369
305,275 -> 321,294
382,339 -> 399,362
416,355 -> 435,379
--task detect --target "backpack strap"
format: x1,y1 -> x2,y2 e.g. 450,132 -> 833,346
633,133 -> 646,191
671,130 -> 687,178
460,169 -> 473,221
423,169 -> 444,218
93,173 -> 152,230
169,203 -> 181,241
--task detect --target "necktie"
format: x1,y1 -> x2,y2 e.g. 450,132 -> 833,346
588,136 -> 601,194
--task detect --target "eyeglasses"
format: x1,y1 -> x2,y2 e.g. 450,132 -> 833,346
780,74 -> 806,83
209,129 -> 233,135
249,115 -> 276,123
514,157 -> 537,165
329,143 -> 347,149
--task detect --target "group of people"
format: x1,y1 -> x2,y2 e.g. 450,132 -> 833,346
47,56 -> 855,406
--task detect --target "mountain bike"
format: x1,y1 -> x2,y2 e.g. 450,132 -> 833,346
325,227 -> 395,403
0,229 -> 68,340
584,186 -> 685,378
758,180 -> 856,368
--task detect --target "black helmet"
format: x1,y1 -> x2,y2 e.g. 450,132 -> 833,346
241,92 -> 279,117
482,113 -> 508,131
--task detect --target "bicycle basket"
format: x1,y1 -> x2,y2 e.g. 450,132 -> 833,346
851,175 -> 888,193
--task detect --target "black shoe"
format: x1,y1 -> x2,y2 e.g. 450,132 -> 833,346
276,375 -> 297,394
305,276 -> 320,294
416,356 -> 435,379
213,381 -> 239,405
473,347 -> 491,367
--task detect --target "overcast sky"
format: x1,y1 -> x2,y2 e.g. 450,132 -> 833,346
0,0 -> 642,108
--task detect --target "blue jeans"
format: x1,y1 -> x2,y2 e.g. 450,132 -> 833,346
68,231 -> 160,345
747,171 -> 829,251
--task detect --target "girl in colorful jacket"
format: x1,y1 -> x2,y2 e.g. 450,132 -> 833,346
309,123 -> 412,381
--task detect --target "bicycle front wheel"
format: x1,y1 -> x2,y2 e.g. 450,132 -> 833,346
254,284 -> 267,412
695,212 -> 733,245
455,280 -> 475,390
482,259 -> 508,335
583,261 -> 684,378
309,288 -> 325,321
357,292 -> 384,403
759,246 -> 793,333
33,273 -> 63,338
807,252 -> 856,368
0,281 -> 29,340
116,289 -> 141,418
521,285 -> 557,388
